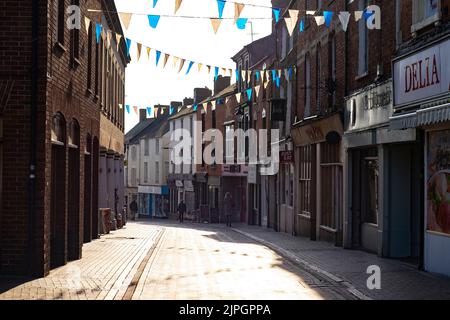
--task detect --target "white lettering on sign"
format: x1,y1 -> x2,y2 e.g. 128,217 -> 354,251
394,38 -> 450,106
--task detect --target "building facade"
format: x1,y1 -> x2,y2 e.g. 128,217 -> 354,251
0,0 -> 126,276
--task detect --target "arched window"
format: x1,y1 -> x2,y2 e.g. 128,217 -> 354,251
68,119 -> 80,148
52,113 -> 66,144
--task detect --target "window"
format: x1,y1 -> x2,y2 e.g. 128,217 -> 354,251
225,124 -> 234,163
144,139 -> 149,156
299,145 -> 312,216
212,109 -> 216,129
316,44 -> 321,113
155,162 -> 160,184
165,161 -> 170,176
131,146 -> 137,161
71,0 -> 80,62
95,37 -> 100,96
57,0 -> 65,45
395,0 -> 402,47
412,0 -> 439,31
363,157 -> 379,225
358,0 -> 369,76
144,162 -> 148,183
131,168 -> 137,186
316,0 -> 322,10
253,185 -> 259,210
329,34 -> 336,106
87,23 -> 93,90
281,27 -> 287,59
209,186 -> 219,209
305,54 -> 311,117
155,139 -> 160,155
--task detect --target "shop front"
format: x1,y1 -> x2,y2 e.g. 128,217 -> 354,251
138,185 -> 170,219
343,79 -> 420,259
291,112 -> 344,245
391,35 -> 450,276
221,164 -> 248,223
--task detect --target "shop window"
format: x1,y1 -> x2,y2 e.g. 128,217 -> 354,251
299,145 -> 312,216
358,0 -> 369,77
209,186 -> 219,209
363,157 -> 379,225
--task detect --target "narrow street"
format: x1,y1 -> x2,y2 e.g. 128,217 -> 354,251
0,221 -> 354,300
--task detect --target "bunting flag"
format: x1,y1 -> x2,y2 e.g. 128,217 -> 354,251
236,92 -> 241,103
284,12 -> 298,36
119,13 -> 132,30
211,100 -> 216,110
95,23 -> 102,43
255,71 -> 260,82
186,61 -> 194,75
202,103 -> 208,114
170,106 -> 175,115
84,17 -> 91,34
255,85 -> 261,99
136,43 -> 142,61
173,56 -> 180,69
363,9 -> 374,21
314,16 -> 325,26
193,104 -> 198,111
214,67 -> 219,80
241,70 -> 247,82
354,11 -> 363,22
284,68 -> 290,82
153,0 -> 158,8
125,38 -> 132,56
276,76 -> 280,88
147,107 -> 152,117
271,70 -> 276,81
221,68 -> 227,76
217,0 -> 226,19
155,50 -> 161,66
236,18 -> 248,29
210,18 -> 222,34
235,69 -> 239,82
247,70 -> 252,82
234,3 -> 245,23
229,69 -> 233,77
116,33 -> 122,50
178,59 -> 185,73
148,15 -> 161,29
163,53 -> 170,68
272,8 -> 280,23
154,106 -> 159,116
324,11 -> 333,28
265,70 -> 270,83
246,88 -> 252,101
277,69 -> 282,78
289,9 -> 299,20
260,70 -> 265,83
198,63 -> 203,72
338,11 -> 351,32
288,67 -> 293,79
133,106 -> 138,115
264,80 -> 269,89
207,65 -> 211,74
106,30 -> 112,48
299,19 -> 305,32
174,0 -> 183,14
125,105 -> 130,114
146,47 -> 151,59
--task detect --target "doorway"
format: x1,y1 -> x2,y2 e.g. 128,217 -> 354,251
83,135 -> 92,243
68,120 -> 80,260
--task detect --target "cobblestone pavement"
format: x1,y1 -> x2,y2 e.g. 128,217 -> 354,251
230,224 -> 450,300
0,220 -> 352,300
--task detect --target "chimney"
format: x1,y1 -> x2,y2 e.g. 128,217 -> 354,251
139,109 -> 147,122
183,97 -> 194,106
194,87 -> 212,104
170,101 -> 183,113
214,76 -> 230,95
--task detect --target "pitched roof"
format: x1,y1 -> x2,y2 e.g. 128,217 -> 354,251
127,112 -> 171,145
200,83 -> 237,104
125,118 -> 155,144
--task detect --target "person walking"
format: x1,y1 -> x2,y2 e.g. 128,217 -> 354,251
129,199 -> 138,221
177,200 -> 186,223
224,192 -> 234,227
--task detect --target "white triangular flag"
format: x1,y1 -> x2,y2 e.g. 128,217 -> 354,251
265,70 -> 271,82
354,11 -> 363,22
236,93 -> 242,103
84,17 -> 91,34
314,16 -> 325,26
306,11 -> 316,15
173,56 -> 180,69
284,69 -> 290,82
116,33 -> 122,50
264,81 -> 269,89
241,70 -> 247,82
202,103 -> 208,114
119,13 -> 132,30
289,9 -> 299,20
284,16 -> 298,36
338,11 -> 351,32
255,85 -> 261,99
248,70 -> 252,82
211,101 -> 216,110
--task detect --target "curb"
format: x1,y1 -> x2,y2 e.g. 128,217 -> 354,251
231,227 -> 372,300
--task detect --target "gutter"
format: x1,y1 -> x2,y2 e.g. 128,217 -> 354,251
28,0 -> 39,275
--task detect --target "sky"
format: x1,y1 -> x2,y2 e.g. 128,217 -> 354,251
114,0 -> 273,133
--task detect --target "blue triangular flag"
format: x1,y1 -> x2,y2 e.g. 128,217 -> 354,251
363,9 -> 374,20
125,38 -> 132,57
153,0 -> 158,8
125,105 -> 130,114
186,61 -> 194,75
255,71 -> 260,82
271,70 -> 277,81
236,18 -> 248,29
193,104 -> 198,111
95,24 -> 102,43
273,8 -> 280,23
170,106 -> 175,115
217,0 -> 226,19
147,107 -> 152,117
235,69 -> 240,82
148,15 -> 160,28
155,50 -> 161,66
214,67 -> 219,80
288,67 -> 293,80
246,88 -> 252,101
324,11 -> 333,28
299,19 -> 305,32
276,76 -> 280,88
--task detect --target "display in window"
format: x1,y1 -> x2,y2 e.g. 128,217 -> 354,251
427,130 -> 450,235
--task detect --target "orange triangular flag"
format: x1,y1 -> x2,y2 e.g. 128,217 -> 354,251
136,43 -> 142,60
207,65 -> 211,74
146,47 -> 151,59
234,3 -> 245,23
133,106 -> 138,114
203,103 -> 208,114
173,56 -> 180,69
84,17 -> 91,34
174,0 -> 183,14
210,18 -> 222,34
178,59 -> 185,73
198,63 -> 203,72
163,54 -> 170,68
119,13 -> 132,30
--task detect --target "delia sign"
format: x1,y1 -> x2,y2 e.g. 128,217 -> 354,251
394,38 -> 450,106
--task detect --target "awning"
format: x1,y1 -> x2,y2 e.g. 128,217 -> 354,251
417,103 -> 450,126
389,112 -> 417,130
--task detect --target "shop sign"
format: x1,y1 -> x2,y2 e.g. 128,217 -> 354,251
175,180 -> 184,188
138,185 -> 162,195
345,80 -> 393,132
394,38 -> 450,106
426,129 -> 450,236
292,113 -> 343,147
280,151 -> 294,164
222,164 -> 248,176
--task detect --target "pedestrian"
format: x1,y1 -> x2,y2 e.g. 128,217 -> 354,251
177,200 -> 186,223
224,192 -> 234,227
129,199 -> 138,221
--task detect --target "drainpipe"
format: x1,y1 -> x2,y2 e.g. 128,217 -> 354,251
29,0 -> 39,276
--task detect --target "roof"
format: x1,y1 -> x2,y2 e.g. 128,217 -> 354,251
231,34 -> 275,65
169,106 -> 196,121
127,112 -> 171,145
200,83 -> 237,104
125,118 -> 155,144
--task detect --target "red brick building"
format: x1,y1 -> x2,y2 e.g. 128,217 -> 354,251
0,0 -> 127,276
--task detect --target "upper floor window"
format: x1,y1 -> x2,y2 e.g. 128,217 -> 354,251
155,138 -> 160,155
144,139 -> 149,156
305,54 -> 311,117
57,0 -> 65,45
131,146 -> 137,161
70,0 -> 80,62
358,0 -> 369,76
412,0 -> 440,33
316,44 -> 321,113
